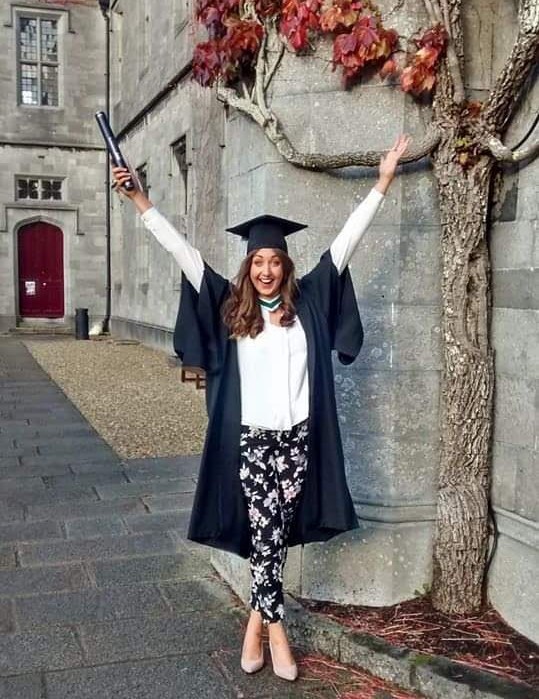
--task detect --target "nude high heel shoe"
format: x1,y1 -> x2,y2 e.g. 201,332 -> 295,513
240,636 -> 264,674
269,640 -> 298,681
241,652 -> 264,674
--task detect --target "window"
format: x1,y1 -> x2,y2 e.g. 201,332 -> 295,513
135,164 -> 149,197
18,15 -> 59,106
172,136 -> 188,215
16,177 -> 63,201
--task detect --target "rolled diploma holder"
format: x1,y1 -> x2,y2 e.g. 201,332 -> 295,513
95,110 -> 134,191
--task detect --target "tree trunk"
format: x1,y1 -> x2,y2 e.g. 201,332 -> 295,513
431,135 -> 495,613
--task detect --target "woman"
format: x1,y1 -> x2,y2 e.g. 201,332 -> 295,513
111,133 -> 410,682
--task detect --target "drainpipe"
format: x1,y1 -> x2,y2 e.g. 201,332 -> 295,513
98,0 -> 112,334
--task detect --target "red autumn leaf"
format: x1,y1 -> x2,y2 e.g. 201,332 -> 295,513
355,14 -> 379,48
280,0 -> 321,51
400,62 -> 436,95
320,1 -> 360,32
380,57 -> 397,78
228,21 -> 263,55
416,46 -> 439,68
418,23 -> 447,51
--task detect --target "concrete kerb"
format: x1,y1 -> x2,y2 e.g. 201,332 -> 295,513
284,594 -> 539,699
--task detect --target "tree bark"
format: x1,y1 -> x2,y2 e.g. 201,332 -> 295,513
431,135 -> 495,613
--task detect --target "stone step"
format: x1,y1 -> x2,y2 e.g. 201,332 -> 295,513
0,503 -> 25,524
1,487 -> 99,507
123,511 -> 191,535
95,478 -> 196,501
0,673 -> 43,699
26,497 -> 147,522
9,424 -> 97,439
0,400 -> 73,412
142,493 -> 195,513
70,461 -> 125,475
0,520 -> 64,545
13,583 -> 171,631
0,477 -> 47,494
123,456 -> 200,482
76,611 -> 242,667
0,563 -> 90,597
0,433 -> 116,457
12,578 -> 238,636
36,439 -> 116,457
0,459 -> 121,481
18,531 -> 178,567
20,450 -> 117,468
41,655 -> 232,699
64,515 -> 129,540
42,471 -> 129,491
0,546 -> 16,569
0,627 -> 83,675
1,408 -> 82,421
90,551 -> 214,588
0,463 -> 73,480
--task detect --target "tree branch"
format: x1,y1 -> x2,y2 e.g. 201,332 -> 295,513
423,0 -> 465,105
485,134 -> 539,163
216,83 -> 440,169
264,37 -> 285,90
255,29 -> 271,122
483,0 -> 539,132
423,0 -> 442,24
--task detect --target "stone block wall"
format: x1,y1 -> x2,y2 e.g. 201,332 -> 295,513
487,71 -> 538,641
109,0 -> 538,643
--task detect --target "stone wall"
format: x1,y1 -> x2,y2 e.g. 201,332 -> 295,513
108,0 -> 538,642
488,69 -> 538,642
0,0 -> 107,331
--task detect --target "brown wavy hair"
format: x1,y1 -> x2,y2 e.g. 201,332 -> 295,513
222,249 -> 298,339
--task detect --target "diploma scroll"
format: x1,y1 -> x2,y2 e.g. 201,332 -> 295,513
95,111 -> 135,191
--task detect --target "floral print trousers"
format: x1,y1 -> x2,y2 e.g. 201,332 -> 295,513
239,419 -> 309,624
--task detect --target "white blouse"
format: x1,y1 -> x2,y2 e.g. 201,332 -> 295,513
141,187 -> 384,430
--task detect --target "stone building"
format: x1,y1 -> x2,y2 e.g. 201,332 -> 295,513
0,0 -> 107,332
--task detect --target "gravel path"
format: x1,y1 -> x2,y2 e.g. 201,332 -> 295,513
24,337 -> 207,459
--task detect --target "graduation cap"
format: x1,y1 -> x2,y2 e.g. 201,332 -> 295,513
226,214 -> 307,254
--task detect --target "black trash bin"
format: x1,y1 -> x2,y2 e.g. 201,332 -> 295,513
75,308 -> 89,340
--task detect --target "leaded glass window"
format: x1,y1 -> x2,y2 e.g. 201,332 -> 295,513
18,15 -> 59,106
16,177 -> 63,201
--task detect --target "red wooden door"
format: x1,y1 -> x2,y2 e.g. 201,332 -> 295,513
18,222 -> 64,318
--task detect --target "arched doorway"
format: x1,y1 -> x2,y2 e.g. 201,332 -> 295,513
18,222 -> 64,318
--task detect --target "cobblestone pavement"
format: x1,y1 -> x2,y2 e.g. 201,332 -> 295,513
1,336 -> 424,699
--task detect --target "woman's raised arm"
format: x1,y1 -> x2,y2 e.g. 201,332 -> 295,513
111,166 -> 204,292
330,135 -> 411,274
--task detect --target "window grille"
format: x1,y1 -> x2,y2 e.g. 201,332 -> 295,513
16,177 -> 63,201
18,16 -> 59,106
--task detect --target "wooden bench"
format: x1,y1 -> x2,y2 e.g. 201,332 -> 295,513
180,366 -> 206,390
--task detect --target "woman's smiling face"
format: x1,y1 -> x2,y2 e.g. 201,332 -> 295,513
249,248 -> 284,298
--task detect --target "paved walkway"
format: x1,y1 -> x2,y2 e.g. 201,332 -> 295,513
0,337 -> 364,699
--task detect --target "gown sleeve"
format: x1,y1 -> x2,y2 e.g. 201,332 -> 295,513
173,264 -> 230,375
299,252 -> 363,365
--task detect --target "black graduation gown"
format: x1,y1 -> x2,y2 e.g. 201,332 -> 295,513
174,250 -> 363,559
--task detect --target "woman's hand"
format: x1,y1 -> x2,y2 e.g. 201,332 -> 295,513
111,165 -> 139,198
375,134 -> 411,195
111,165 -> 153,214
